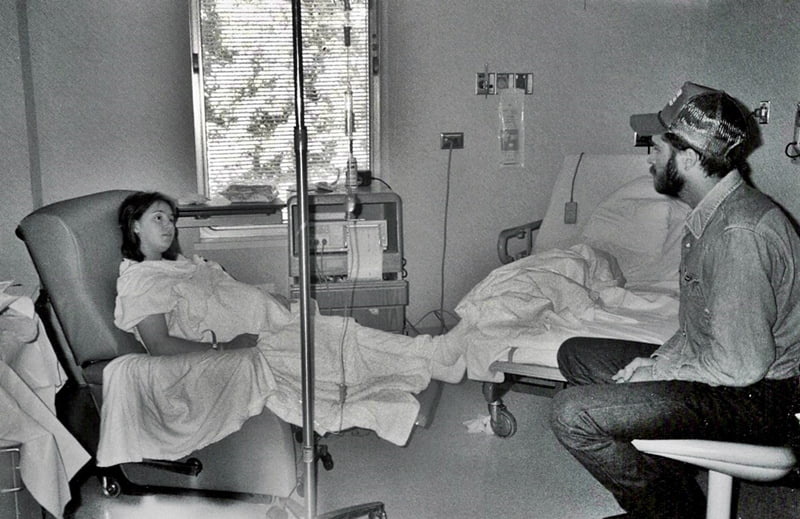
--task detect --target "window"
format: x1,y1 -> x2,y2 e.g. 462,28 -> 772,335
189,0 -> 377,207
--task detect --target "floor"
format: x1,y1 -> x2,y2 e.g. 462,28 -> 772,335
64,379 -> 800,519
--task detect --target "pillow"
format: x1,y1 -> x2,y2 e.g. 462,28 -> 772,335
581,175 -> 688,285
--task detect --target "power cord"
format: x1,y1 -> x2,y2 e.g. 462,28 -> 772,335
564,152 -> 584,224
412,142 -> 459,335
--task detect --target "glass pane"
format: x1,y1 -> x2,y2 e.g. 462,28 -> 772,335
198,0 -> 371,203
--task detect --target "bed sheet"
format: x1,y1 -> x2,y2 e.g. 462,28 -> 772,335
0,285 -> 90,519
452,244 -> 680,383
489,292 -> 679,379
456,154 -> 688,383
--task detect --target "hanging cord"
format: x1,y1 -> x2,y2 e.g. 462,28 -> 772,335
568,151 -> 584,203
437,143 -> 455,334
408,142 -> 460,335
335,0 -> 355,431
336,219 -> 360,433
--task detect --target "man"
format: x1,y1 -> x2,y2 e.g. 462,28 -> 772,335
549,82 -> 800,519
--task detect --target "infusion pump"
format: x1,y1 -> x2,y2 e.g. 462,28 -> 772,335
309,219 -> 388,253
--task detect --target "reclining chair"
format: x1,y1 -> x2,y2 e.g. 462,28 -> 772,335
16,190 -> 298,501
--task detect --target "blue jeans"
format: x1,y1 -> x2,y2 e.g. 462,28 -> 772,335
549,337 -> 798,519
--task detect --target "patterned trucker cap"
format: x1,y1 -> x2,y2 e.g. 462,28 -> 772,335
629,81 -> 747,158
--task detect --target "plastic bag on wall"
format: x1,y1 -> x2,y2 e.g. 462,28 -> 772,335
498,89 -> 525,167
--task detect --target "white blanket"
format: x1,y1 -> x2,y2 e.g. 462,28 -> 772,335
452,244 -> 679,381
0,286 -> 90,519
98,257 -> 462,466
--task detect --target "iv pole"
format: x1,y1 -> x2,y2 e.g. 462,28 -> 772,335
289,0 -> 318,516
291,2 -> 386,518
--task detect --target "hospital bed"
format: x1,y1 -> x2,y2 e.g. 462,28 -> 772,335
462,153 -> 689,437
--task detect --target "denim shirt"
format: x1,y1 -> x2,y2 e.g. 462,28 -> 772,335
651,170 -> 800,386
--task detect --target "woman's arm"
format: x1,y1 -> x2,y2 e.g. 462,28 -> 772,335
136,314 -> 258,356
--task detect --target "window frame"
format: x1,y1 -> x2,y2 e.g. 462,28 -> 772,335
188,0 -> 381,216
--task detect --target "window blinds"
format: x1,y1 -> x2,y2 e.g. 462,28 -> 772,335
197,0 -> 371,201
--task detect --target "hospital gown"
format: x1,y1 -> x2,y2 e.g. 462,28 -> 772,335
98,255 -> 464,466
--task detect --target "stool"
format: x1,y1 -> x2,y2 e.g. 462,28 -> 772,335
632,439 -> 796,519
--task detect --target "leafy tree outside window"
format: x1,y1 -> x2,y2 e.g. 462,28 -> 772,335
190,0 -> 374,206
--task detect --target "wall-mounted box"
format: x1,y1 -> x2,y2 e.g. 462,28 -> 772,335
476,71 -> 533,95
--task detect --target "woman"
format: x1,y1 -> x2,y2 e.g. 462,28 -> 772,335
109,191 -> 465,449
115,191 -> 281,354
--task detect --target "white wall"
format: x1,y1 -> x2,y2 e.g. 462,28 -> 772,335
704,1 -> 800,222
2,0 -> 799,327
382,0 -> 711,325
1,1 -> 36,287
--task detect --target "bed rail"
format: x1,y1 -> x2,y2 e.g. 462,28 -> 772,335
497,219 -> 542,264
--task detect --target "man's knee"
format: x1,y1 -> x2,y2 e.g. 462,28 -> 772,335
556,336 -> 595,379
556,337 -> 584,367
549,386 -> 589,441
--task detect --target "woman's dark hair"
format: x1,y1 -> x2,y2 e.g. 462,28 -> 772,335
118,191 -> 180,261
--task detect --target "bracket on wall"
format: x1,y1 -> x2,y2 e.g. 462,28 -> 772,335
476,71 -> 533,96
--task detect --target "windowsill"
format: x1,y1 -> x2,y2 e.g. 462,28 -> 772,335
194,224 -> 288,250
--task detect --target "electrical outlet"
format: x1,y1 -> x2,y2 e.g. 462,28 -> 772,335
440,132 -> 464,149
475,72 -> 496,95
756,101 -> 770,124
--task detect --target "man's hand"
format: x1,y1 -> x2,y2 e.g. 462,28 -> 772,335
612,357 -> 656,383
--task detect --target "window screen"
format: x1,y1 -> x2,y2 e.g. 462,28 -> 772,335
191,0 -> 374,204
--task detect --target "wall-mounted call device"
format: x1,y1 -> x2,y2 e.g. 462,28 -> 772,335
786,102 -> 800,162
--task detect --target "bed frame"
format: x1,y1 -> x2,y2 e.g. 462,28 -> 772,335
484,153 -> 653,437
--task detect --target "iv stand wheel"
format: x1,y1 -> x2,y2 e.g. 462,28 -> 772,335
100,475 -> 122,497
489,402 -> 517,438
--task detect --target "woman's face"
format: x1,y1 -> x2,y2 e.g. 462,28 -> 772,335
133,200 -> 176,260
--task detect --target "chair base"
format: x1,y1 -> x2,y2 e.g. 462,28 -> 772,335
633,439 -> 796,519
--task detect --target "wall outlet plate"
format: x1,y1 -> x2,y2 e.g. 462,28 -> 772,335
475,72 -> 496,95
440,132 -> 464,149
756,101 -> 770,124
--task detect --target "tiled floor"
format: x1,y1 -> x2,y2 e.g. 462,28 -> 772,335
65,380 -> 800,518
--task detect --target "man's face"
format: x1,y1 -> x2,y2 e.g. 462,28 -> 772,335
648,134 -> 684,198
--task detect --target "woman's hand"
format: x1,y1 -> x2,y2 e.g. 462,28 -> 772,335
136,315 -> 258,354
137,314 -> 211,355
221,333 -> 259,350
612,356 -> 656,383
270,293 -> 292,310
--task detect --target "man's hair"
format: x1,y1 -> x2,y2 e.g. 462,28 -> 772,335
118,191 -> 180,261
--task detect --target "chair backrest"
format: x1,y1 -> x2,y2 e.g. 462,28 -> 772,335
17,190 -> 146,368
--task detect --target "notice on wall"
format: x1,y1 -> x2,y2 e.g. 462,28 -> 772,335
498,89 -> 525,168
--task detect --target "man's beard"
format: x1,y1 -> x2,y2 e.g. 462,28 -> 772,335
651,152 -> 684,198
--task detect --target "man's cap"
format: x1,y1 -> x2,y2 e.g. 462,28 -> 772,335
630,81 -> 746,158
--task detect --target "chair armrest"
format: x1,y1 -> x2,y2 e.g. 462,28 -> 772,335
497,219 -> 543,264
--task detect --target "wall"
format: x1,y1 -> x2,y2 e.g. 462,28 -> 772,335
382,0 -> 711,326
380,0 -> 800,326
2,0 -> 799,327
704,0 -> 800,221
2,1 -> 196,288
1,2 -> 36,287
